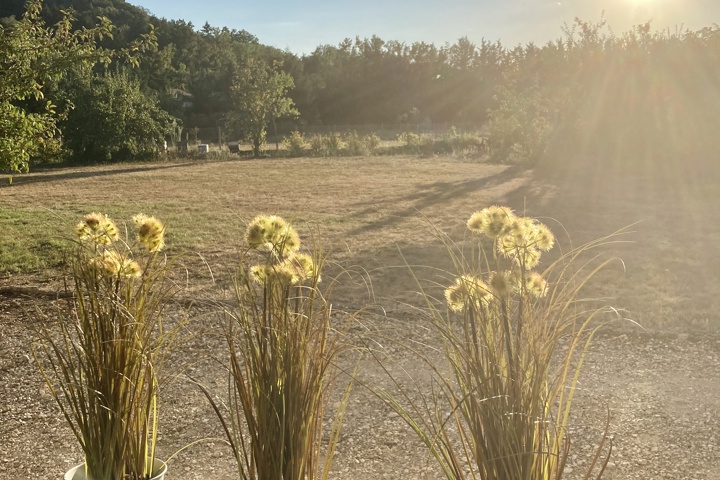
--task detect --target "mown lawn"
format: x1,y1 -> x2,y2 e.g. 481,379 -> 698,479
2,154 -> 718,334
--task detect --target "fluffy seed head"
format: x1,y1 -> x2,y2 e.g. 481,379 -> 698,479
496,216 -> 551,269
133,214 -> 165,252
518,246 -> 542,269
249,263 -> 300,286
499,217 -> 555,253
490,270 -> 516,297
467,206 -> 516,239
246,215 -> 301,259
533,222 -> 555,251
444,275 -> 492,312
525,271 -> 549,298
91,250 -> 142,278
284,253 -> 320,283
76,213 -> 119,245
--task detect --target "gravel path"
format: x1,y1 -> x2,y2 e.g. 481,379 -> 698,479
3,297 -> 719,479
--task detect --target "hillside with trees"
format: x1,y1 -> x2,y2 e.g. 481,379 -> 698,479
2,0 -> 720,170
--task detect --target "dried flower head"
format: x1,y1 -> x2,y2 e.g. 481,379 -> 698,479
467,206 -> 516,239
489,270 -> 516,297
91,250 -> 142,278
525,271 -> 549,298
444,275 -> 492,312
533,222 -> 555,251
250,262 -> 300,286
76,213 -> 119,245
496,216 -> 552,270
246,215 -> 301,259
133,214 -> 165,252
284,253 -> 320,283
249,264 -> 269,284
499,217 -> 555,253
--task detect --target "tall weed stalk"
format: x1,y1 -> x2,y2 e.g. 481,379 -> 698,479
377,206 -> 616,480
199,215 -> 350,480
34,213 -> 180,480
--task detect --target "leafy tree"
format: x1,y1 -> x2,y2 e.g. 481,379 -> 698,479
0,0 -> 154,173
229,61 -> 299,156
0,1 -> 108,172
59,69 -> 178,162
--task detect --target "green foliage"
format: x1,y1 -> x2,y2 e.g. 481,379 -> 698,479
296,36 -> 501,126
197,215 -> 349,480
283,131 -> 308,156
0,100 -> 58,172
0,1 -> 109,172
308,133 -> 345,157
60,69 -> 179,163
376,207 -> 615,479
396,131 -> 433,155
0,0 -> 156,172
34,213 -> 182,480
344,131 -> 381,156
305,132 -> 380,157
4,0 -> 720,172
397,131 -> 423,147
396,129 -> 485,157
228,61 -> 299,157
440,126 -> 485,155
487,80 -> 552,165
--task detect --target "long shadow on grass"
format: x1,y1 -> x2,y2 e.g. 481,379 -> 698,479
348,164 -> 533,235
2,162 -> 199,186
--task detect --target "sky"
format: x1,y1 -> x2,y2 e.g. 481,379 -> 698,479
128,0 -> 720,55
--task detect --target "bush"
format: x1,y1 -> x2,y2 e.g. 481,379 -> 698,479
441,126 -> 485,155
344,131 -> 381,156
308,133 -> 346,157
397,129 -> 487,156
283,131 -> 308,156
397,131 -> 434,155
487,83 -> 552,166
60,70 -> 179,164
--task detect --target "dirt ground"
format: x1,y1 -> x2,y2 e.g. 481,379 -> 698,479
1,154 -> 719,479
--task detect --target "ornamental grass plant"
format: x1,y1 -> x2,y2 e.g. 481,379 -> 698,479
198,215 -> 351,480
34,213 -> 182,480
377,206 -> 617,480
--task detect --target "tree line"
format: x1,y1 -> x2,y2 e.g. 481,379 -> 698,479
2,0 -> 720,171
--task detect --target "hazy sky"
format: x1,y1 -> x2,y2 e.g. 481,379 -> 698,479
128,0 -> 720,55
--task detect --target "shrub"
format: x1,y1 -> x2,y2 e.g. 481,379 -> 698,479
441,126 -> 485,155
60,70 -> 179,164
283,131 -> 309,156
397,131 -> 434,155
365,133 -> 382,152
487,83 -> 552,165
344,131 -> 381,156
308,133 -> 346,157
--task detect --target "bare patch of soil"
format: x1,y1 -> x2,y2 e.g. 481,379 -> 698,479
2,155 -> 719,478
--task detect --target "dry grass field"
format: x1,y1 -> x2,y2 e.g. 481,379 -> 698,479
1,154 -> 720,478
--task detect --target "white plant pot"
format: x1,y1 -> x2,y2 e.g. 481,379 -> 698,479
64,458 -> 167,480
